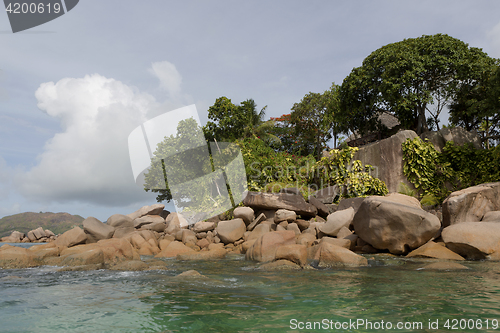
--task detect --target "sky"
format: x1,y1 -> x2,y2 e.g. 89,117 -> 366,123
1,0 -> 500,221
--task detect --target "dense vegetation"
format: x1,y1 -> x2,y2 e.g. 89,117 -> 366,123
145,33 -> 500,206
0,212 -> 84,237
402,137 -> 500,205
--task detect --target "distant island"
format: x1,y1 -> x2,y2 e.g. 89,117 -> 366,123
0,212 -> 84,238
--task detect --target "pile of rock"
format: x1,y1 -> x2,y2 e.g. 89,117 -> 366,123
2,181 -> 500,271
1,227 -> 56,243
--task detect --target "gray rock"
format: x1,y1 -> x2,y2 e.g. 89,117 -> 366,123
280,187 -> 301,195
308,196 -> 330,218
353,195 -> 440,254
442,222 -> 500,260
274,209 -> 297,223
83,217 -> 115,241
107,214 -> 134,228
313,185 -> 340,204
26,231 -> 37,242
243,192 -> 317,217
216,219 -> 246,244
33,227 -> 46,239
442,182 -> 500,227
127,204 -> 165,220
286,223 -> 301,236
337,197 -> 365,214
112,227 -> 135,238
319,208 -> 355,237
134,215 -> 165,229
142,221 -> 167,233
482,211 -> 500,222
233,207 -> 255,225
247,212 -> 267,231
54,227 -> 87,248
352,130 -> 418,193
420,127 -> 482,153
192,221 -> 215,233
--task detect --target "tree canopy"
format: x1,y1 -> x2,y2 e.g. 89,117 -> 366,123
288,83 -> 344,160
203,97 -> 278,144
339,33 -> 498,135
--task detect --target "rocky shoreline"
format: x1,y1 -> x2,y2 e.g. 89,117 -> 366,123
1,182 -> 499,272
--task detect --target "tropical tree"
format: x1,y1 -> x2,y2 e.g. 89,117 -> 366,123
339,33 -> 497,135
289,83 -> 344,160
203,97 -> 278,144
449,62 -> 500,147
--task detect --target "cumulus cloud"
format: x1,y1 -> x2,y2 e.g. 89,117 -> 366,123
16,63 -> 191,207
149,61 -> 183,96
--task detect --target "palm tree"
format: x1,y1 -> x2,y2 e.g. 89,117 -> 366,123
239,99 -> 280,144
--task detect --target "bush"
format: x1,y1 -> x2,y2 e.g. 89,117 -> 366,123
402,137 -> 500,204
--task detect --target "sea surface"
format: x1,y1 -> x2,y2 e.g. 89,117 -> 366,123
1,243 -> 500,332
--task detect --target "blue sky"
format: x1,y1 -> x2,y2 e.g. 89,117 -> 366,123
1,0 -> 500,221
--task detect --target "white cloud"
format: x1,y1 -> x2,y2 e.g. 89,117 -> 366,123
16,69 -> 185,207
149,61 -> 183,96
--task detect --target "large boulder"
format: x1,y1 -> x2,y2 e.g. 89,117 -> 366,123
54,227 -> 88,248
83,217 -> 115,242
107,214 -> 134,228
352,130 -> 418,193
216,219 -> 246,244
0,245 -> 34,268
32,227 -> 46,240
442,182 -> 500,227
3,231 -> 24,243
133,215 -> 165,229
319,208 -> 355,237
420,127 -> 482,153
353,195 -> 441,254
245,230 -> 296,262
60,245 -> 105,267
243,192 -> 317,217
441,222 -> 500,260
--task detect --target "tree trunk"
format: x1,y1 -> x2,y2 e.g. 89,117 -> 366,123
416,104 -> 429,134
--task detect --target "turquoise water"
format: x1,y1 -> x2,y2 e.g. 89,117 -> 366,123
1,244 -> 500,332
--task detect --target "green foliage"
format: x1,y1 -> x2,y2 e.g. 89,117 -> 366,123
449,63 -> 500,147
236,138 -> 388,201
289,83 -> 345,160
420,193 -> 440,207
402,137 -> 500,203
398,182 -> 417,198
440,141 -> 500,187
339,34 -> 497,135
236,138 -> 315,194
311,146 -> 389,200
203,97 -> 279,144
402,137 -> 453,201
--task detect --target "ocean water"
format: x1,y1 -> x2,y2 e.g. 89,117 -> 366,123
1,243 -> 500,332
